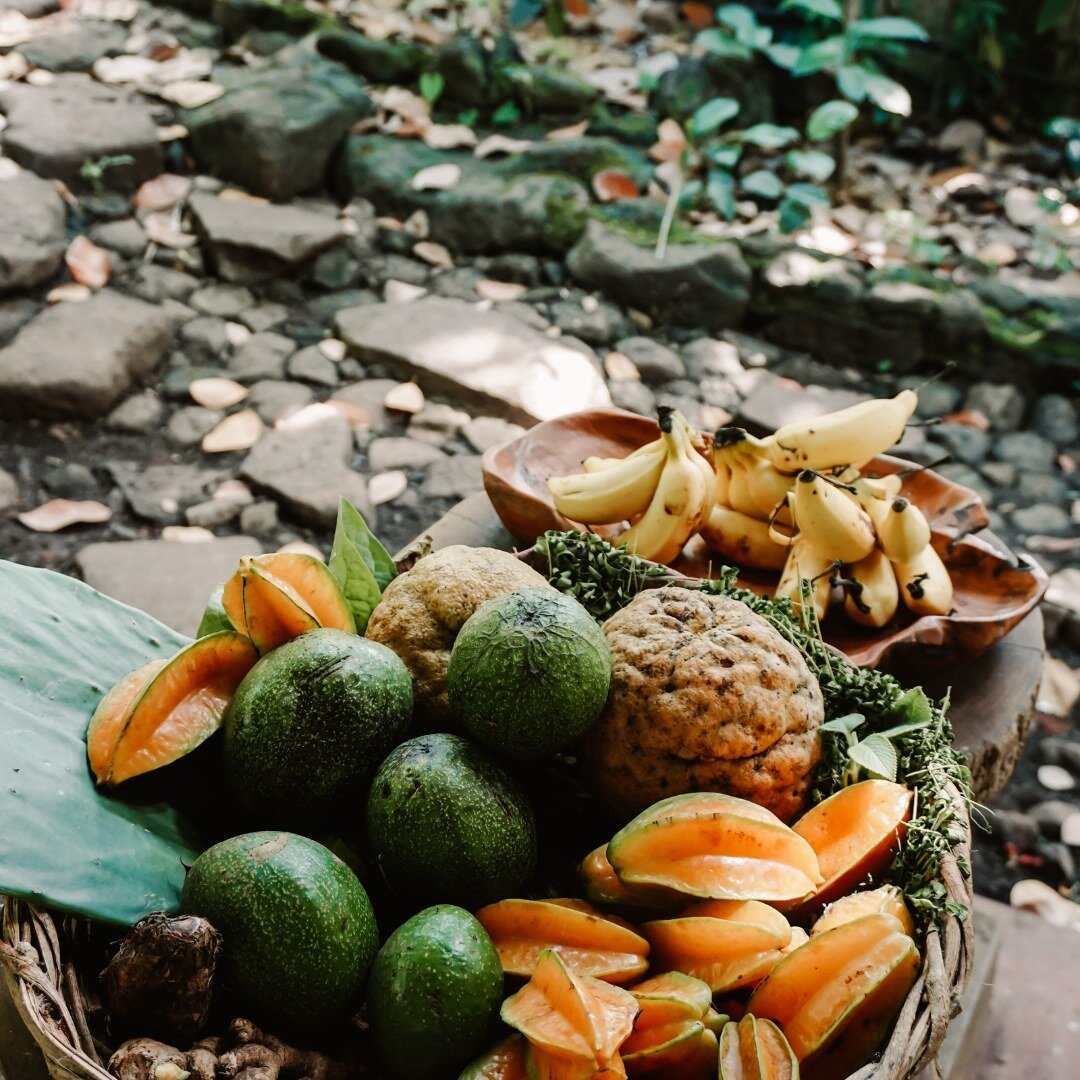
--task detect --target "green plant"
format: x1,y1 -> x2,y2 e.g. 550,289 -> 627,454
78,153 -> 135,194
419,70 -> 445,107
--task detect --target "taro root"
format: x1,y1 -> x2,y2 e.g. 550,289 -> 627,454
108,1039 -> 190,1080
101,912 -> 221,1044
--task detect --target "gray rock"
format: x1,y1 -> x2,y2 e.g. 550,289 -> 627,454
0,171 -> 67,293
316,29 -> 424,84
42,462 -> 99,500
368,437 -> 446,472
240,409 -> 371,528
0,74 -> 162,188
1011,503 -> 1073,536
937,462 -> 992,504
0,291 -> 172,418
105,390 -> 165,434
286,346 -> 339,387
336,297 -> 610,424
461,416 -> 526,454
699,377 -> 740,412
550,299 -> 629,346
901,376 -> 962,419
503,64 -> 598,116
182,49 -> 373,201
616,337 -> 686,384
682,338 -> 744,381
933,289 -> 985,345
1033,394 -> 1079,446
76,536 -> 260,634
19,19 -> 128,72
737,377 -> 866,436
408,403 -> 471,445
867,280 -> 939,320
992,431 -> 1057,473
495,301 -> 550,332
190,283 -> 256,319
310,247 -> 360,291
189,192 -> 346,284
230,332 -> 296,383
246,379 -> 315,424
421,455 -> 485,499
239,500 -> 279,535
241,303 -> 290,333
161,364 -> 228,400
720,330 -> 779,368
965,382 -> 1025,431
609,379 -> 656,416
988,808 -> 1037,850
332,378 -> 404,435
0,466 -> 19,513
129,264 -> 199,304
89,218 -> 148,259
1028,800 -> 1077,839
185,492 -> 251,528
1014,471 -> 1069,506
179,315 -> 231,359
930,423 -> 991,466
168,406 -> 225,446
937,118 -> 985,161
0,297 -> 39,345
1041,737 -> 1080,774
980,461 -> 1016,488
567,222 -> 750,331
764,250 -> 865,304
110,462 -> 223,524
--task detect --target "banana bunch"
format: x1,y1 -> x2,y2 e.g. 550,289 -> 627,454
547,407 -> 713,563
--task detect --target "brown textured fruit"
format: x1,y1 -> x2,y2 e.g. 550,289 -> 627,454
581,589 -> 823,822
717,1016 -> 798,1080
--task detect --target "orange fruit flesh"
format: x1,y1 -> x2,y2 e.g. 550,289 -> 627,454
86,659 -> 166,783
254,552 -> 354,630
719,1016 -> 797,1080
580,846 -> 680,909
629,971 -> 713,1024
812,886 -> 915,938
242,568 -> 321,653
463,1036 -> 529,1080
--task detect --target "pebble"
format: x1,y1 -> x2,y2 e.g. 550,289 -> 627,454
1037,764 -> 1077,792
992,431 -> 1058,473
1012,503 -> 1073,537
230,332 -> 296,383
367,437 -> 446,472
168,406 -> 225,447
190,284 -> 256,319
1033,393 -> 1079,446
1028,799 -> 1077,839
550,299 -> 629,346
408,403 -> 471,445
609,379 -> 656,416
461,416 -> 526,453
239,499 -> 279,535
286,346 -> 340,387
0,466 -> 19,513
241,303 -> 290,333
42,462 -> 99,500
990,808 -> 1038,850
964,382 -> 1025,431
1041,736 -> 1080,774
1061,813 -> 1080,848
615,336 -> 686,384
420,454 -> 485,499
104,390 -> 165,434
931,423 -> 991,466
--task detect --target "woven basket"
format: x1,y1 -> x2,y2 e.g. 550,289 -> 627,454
1,778 -> 973,1080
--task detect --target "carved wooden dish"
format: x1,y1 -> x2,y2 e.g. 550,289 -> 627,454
482,408 -> 1048,669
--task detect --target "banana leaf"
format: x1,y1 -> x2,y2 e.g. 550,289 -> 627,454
0,560 -> 202,926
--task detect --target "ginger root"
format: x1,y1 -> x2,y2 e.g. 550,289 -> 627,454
220,1020 -> 346,1080
186,1036 -> 223,1080
109,1038 -> 191,1080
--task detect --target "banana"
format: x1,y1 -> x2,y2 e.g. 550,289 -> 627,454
842,547 -> 899,628
615,410 -> 709,563
743,454 -> 797,519
583,437 -> 665,473
760,389 -> 919,473
775,538 -> 836,622
875,497 -> 932,564
894,543 -> 953,616
690,440 -> 717,520
790,471 -> 877,564
548,442 -> 665,524
725,455 -> 762,518
699,504 -> 790,570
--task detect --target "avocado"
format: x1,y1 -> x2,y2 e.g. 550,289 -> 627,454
223,628 -> 412,832
180,831 -> 378,1033
367,905 -> 504,1080
447,589 -> 611,761
366,733 -> 536,907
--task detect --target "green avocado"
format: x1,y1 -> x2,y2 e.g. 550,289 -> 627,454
223,628 -> 412,832
180,831 -> 378,1033
367,905 -> 504,1080
447,588 -> 611,760
366,733 -> 536,907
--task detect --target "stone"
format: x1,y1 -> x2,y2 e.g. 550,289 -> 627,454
40,462 -> 99,501
286,346 -> 339,387
461,417 -> 526,454
1004,187 -> 1042,228
179,315 -> 231,359
609,379 -> 656,416
901,376 -> 962,419
764,251 -> 865,304
550,299 -> 629,346
503,64 -> 598,115
335,297 -> 610,424
182,48 -> 373,200
310,247 -> 360,291
189,192 -> 346,284
241,303 -> 289,333
368,437 -> 446,472
931,423 -> 991,466
1028,800 -> 1077,839
965,382 -> 1026,431
185,489 -> 252,528
240,408 -> 371,529
110,462 -> 223,524
566,223 -> 750,331
105,390 -> 165,434
737,377 -> 866,435
19,19 -> 128,72
431,33 -> 489,108
1011,503 -> 1073,536
0,74 -> 162,188
168,405 -> 225,446
615,337 -> 686,384
992,431 -> 1057,474
497,301 -> 550,332
1033,394 -> 1079,446
988,809 -> 1038,851
937,119 -> 986,161
162,364 -> 228,400
652,54 -> 771,127
408,403 -> 472,445
75,536 -> 260,634
90,218 -> 148,259
867,280 -> 940,321
190,283 -> 256,319
316,29 -> 424,83
0,466 -> 20,513
1015,471 -> 1069,507
721,330 -> 779,368
129,264 -> 200,304
421,455 -> 485,499
0,171 -> 66,293
246,379 -> 314,424
937,462 -> 992,504
0,291 -> 172,419
0,297 -> 39,345
980,461 -> 1016,488
229,331 -> 296,383
239,500 -> 278,535
682,338 -> 744,381
332,378 -> 404,435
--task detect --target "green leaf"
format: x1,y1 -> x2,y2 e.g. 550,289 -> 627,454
717,3 -> 757,36
195,582 -> 233,637
738,123 -> 800,149
786,149 -> 836,181
328,498 -> 397,632
742,169 -> 784,199
764,43 -> 801,70
794,35 -> 846,75
1039,0 -> 1072,32
492,100 -> 521,126
695,29 -> 753,60
784,181 -> 830,207
0,560 -> 199,925
706,169 -> 737,220
779,196 -> 813,234
848,733 -> 899,781
837,63 -> 870,102
849,17 -> 928,41
863,72 -> 911,116
1046,116 -> 1080,140
821,712 -> 865,735
780,0 -> 842,18
691,96 -> 740,138
706,144 -> 742,169
888,686 -> 933,728
419,71 -> 444,106
806,99 -> 859,141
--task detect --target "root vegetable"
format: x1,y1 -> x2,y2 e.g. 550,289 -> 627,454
185,1037 -> 223,1080
221,1020 -> 347,1080
108,1039 -> 190,1080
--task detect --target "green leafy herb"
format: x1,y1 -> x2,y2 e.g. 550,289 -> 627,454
328,498 -> 396,632
806,99 -> 859,141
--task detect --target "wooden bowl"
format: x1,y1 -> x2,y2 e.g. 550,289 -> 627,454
482,408 -> 1047,669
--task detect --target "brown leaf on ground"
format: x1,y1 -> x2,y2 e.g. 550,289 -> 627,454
547,120 -> 590,142
475,134 -> 533,159
604,351 -> 640,381
46,283 -> 92,304
384,382 -> 425,414
942,409 -> 990,431
424,124 -> 477,150
18,499 -> 112,532
413,240 -> 454,269
650,118 -> 687,163
201,410 -> 264,453
65,236 -> 111,289
189,377 -> 249,410
142,213 -> 197,249
475,280 -> 527,302
593,169 -> 639,202
134,173 -> 192,212
369,470 -> 408,506
682,0 -> 715,28
411,163 -> 461,191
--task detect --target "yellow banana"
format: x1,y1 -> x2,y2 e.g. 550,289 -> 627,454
691,442 -> 717,520
743,454 -> 797,519
725,455 -> 762,518
842,547 -> 899,628
615,410 -> 708,563
583,437 -> 665,473
875,497 -> 932,564
775,538 -> 836,622
894,543 -> 953,616
791,472 -> 877,564
699,504 -> 789,570
548,443 -> 665,524
760,389 -> 919,473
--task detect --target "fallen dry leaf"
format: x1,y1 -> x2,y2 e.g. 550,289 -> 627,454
18,499 -> 112,532
650,118 -> 687,163
156,124 -> 188,142
604,351 -> 640,381
1010,879 -> 1080,931
384,382 -> 425,414
201,409 -> 264,453
224,322 -> 251,347
142,212 -> 197,249
1037,764 -> 1075,792
592,169 -> 638,203
474,134 -> 533,159
424,123 -> 478,150
162,525 -> 215,543
212,478 -> 253,503
189,377 -> 249,409
547,120 -> 590,142
46,283 -> 92,304
65,236 -> 111,290
384,280 -> 427,303
942,409 -> 990,431
379,86 -> 431,126
325,399 -> 372,430
72,0 -> 140,20
411,163 -> 461,191
276,540 -> 325,560
475,280 -> 527,303
318,338 -> 347,362
134,173 -> 192,212
413,240 -> 453,269
369,470 -> 408,506
403,209 -> 430,237
158,80 -> 224,108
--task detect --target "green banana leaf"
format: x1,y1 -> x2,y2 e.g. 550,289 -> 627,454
0,560 -> 202,926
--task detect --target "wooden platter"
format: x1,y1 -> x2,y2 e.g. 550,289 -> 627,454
482,407 -> 1048,670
